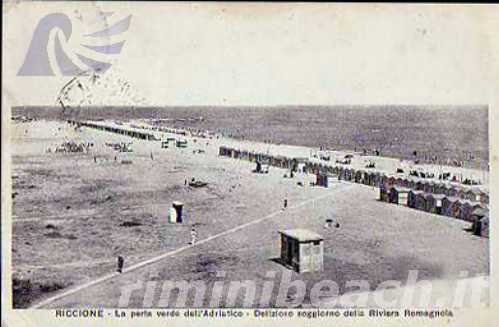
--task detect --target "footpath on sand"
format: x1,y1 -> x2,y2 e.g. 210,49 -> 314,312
31,191 -> 335,308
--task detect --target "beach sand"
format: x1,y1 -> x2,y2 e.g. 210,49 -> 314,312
11,120 -> 489,308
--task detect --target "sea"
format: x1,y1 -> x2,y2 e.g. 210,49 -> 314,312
13,105 -> 489,169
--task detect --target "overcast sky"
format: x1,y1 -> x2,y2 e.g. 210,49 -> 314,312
4,3 -> 499,106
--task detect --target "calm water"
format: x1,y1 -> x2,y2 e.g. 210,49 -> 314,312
13,105 -> 489,168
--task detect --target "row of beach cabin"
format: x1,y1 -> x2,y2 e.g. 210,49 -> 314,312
218,146 -> 489,205
68,120 -> 159,141
380,186 -> 489,237
218,145 -> 490,238
219,146 -> 308,171
334,167 -> 488,204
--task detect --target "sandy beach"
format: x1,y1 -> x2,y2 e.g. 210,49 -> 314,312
11,120 -> 489,308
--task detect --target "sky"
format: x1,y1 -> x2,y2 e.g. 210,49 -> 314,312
3,3 -> 499,107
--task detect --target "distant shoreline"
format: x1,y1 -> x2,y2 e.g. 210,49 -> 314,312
12,105 -> 489,170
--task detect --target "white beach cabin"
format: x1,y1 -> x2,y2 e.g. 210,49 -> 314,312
279,229 -> 324,273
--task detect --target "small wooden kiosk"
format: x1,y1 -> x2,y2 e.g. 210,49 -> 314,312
388,187 -> 411,205
169,201 -> 184,223
279,229 -> 324,273
315,171 -> 337,188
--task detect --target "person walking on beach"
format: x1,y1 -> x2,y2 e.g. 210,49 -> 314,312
117,255 -> 124,273
283,198 -> 288,210
190,227 -> 197,245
